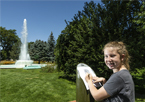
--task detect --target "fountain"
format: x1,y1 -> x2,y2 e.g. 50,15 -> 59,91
0,19 -> 46,69
15,19 -> 33,68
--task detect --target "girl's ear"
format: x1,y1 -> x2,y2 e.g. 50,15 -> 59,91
121,54 -> 125,61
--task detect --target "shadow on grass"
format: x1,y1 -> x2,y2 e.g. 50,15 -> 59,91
135,93 -> 145,101
59,74 -> 76,83
135,86 -> 145,101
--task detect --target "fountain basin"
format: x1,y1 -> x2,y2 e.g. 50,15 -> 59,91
23,65 -> 41,69
15,60 -> 33,68
0,65 -> 17,69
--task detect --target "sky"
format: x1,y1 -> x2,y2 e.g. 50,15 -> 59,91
1,0 -> 102,42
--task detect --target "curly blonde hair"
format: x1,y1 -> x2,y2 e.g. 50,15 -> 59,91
103,41 -> 131,70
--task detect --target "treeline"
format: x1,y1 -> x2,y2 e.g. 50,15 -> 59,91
29,32 -> 55,64
55,0 -> 145,93
0,28 -> 55,63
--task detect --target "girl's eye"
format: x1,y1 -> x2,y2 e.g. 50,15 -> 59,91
105,55 -> 108,58
111,55 -> 115,57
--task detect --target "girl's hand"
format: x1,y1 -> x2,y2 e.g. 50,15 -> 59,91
85,73 -> 93,83
93,77 -> 106,85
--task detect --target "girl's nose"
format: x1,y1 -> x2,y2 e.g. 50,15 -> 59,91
107,56 -> 112,61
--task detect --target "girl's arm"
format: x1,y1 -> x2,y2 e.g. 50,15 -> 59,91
85,74 -> 110,101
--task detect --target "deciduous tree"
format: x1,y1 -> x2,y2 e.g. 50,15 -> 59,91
9,40 -> 21,60
0,27 -> 20,60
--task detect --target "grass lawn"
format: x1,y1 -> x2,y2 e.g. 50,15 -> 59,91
0,69 -> 76,102
0,68 -> 145,102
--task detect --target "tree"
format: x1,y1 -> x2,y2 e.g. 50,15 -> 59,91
0,27 -> 20,60
55,32 -> 70,72
0,50 -> 7,61
55,0 -> 143,80
99,0 -> 143,71
9,40 -> 21,60
29,40 -> 49,64
132,2 -> 145,93
47,32 -> 55,62
28,42 -> 34,50
55,1 -> 106,78
133,2 -> 145,29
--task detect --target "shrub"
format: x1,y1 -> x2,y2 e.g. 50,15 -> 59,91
40,64 -> 57,73
131,67 -> 145,94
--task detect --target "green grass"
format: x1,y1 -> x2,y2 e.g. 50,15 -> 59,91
0,69 -> 76,102
0,68 -> 145,102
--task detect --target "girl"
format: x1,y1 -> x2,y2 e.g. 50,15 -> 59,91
85,41 -> 135,102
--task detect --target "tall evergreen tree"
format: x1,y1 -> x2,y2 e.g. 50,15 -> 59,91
28,42 -> 34,50
55,0 -> 143,80
55,30 -> 70,72
29,40 -> 49,64
47,32 -> 55,62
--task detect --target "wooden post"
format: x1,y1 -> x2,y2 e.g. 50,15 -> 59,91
76,69 -> 96,102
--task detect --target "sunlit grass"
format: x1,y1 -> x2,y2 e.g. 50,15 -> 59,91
0,69 -> 76,102
0,68 -> 144,102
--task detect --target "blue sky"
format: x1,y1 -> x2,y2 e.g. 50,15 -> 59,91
1,0 -> 102,42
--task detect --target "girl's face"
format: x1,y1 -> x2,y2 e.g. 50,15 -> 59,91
104,47 -> 123,70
